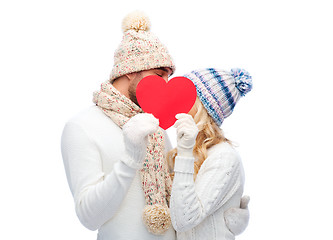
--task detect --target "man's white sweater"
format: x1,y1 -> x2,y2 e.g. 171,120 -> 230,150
61,106 -> 176,240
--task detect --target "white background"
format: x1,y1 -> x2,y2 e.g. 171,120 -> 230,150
1,0 -> 332,239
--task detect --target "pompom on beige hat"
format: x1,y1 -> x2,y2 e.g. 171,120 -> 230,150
110,11 -> 175,81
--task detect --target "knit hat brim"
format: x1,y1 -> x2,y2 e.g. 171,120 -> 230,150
110,51 -> 175,81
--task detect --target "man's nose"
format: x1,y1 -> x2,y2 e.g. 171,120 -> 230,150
163,75 -> 169,82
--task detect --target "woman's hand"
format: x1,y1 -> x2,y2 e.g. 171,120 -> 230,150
174,113 -> 199,157
224,195 -> 250,235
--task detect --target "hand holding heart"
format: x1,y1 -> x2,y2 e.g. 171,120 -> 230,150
174,113 -> 199,157
136,75 -> 197,130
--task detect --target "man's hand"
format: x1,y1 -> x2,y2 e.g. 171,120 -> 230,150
122,113 -> 159,169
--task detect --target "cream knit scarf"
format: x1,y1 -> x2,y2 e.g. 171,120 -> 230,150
93,81 -> 172,235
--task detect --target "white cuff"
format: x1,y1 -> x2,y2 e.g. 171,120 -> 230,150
120,154 -> 143,169
177,146 -> 194,158
174,156 -> 194,174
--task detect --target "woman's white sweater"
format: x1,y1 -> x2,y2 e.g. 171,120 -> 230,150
170,142 -> 245,240
61,106 -> 176,240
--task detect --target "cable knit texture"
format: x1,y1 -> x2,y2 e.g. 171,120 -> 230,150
170,142 -> 245,240
93,81 -> 172,234
61,106 -> 175,239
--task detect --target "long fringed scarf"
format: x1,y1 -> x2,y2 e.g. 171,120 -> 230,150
93,81 -> 172,234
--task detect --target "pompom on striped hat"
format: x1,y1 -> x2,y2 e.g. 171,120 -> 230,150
184,68 -> 253,126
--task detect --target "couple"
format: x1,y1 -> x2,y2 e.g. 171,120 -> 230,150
61,11 -> 252,240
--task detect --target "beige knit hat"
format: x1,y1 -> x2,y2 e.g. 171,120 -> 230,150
110,11 -> 175,81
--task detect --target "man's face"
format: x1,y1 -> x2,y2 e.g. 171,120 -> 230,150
128,67 -> 172,106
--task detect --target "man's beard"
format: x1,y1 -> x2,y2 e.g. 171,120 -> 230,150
128,81 -> 140,107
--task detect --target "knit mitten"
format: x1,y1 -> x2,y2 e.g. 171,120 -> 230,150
224,195 -> 250,235
122,113 -> 159,169
174,113 -> 198,158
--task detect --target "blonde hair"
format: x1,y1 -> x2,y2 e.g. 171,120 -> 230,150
167,98 -> 230,178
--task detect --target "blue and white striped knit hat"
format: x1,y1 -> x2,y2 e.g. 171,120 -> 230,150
184,68 -> 253,126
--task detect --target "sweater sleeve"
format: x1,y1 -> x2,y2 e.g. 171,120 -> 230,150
61,122 -> 137,231
170,150 -> 242,233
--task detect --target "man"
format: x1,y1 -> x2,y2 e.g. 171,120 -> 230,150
61,11 -> 177,240
61,11 -> 249,240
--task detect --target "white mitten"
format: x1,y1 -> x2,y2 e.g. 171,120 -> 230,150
174,113 -> 199,157
224,195 -> 250,236
122,113 -> 159,169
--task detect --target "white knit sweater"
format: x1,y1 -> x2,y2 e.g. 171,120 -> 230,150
170,142 -> 245,240
61,106 -> 176,240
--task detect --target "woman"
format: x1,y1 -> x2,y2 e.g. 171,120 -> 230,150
168,68 -> 252,239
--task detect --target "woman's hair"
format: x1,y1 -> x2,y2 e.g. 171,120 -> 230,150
167,97 -> 231,178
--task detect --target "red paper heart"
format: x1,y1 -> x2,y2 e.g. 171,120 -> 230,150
136,75 -> 197,130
